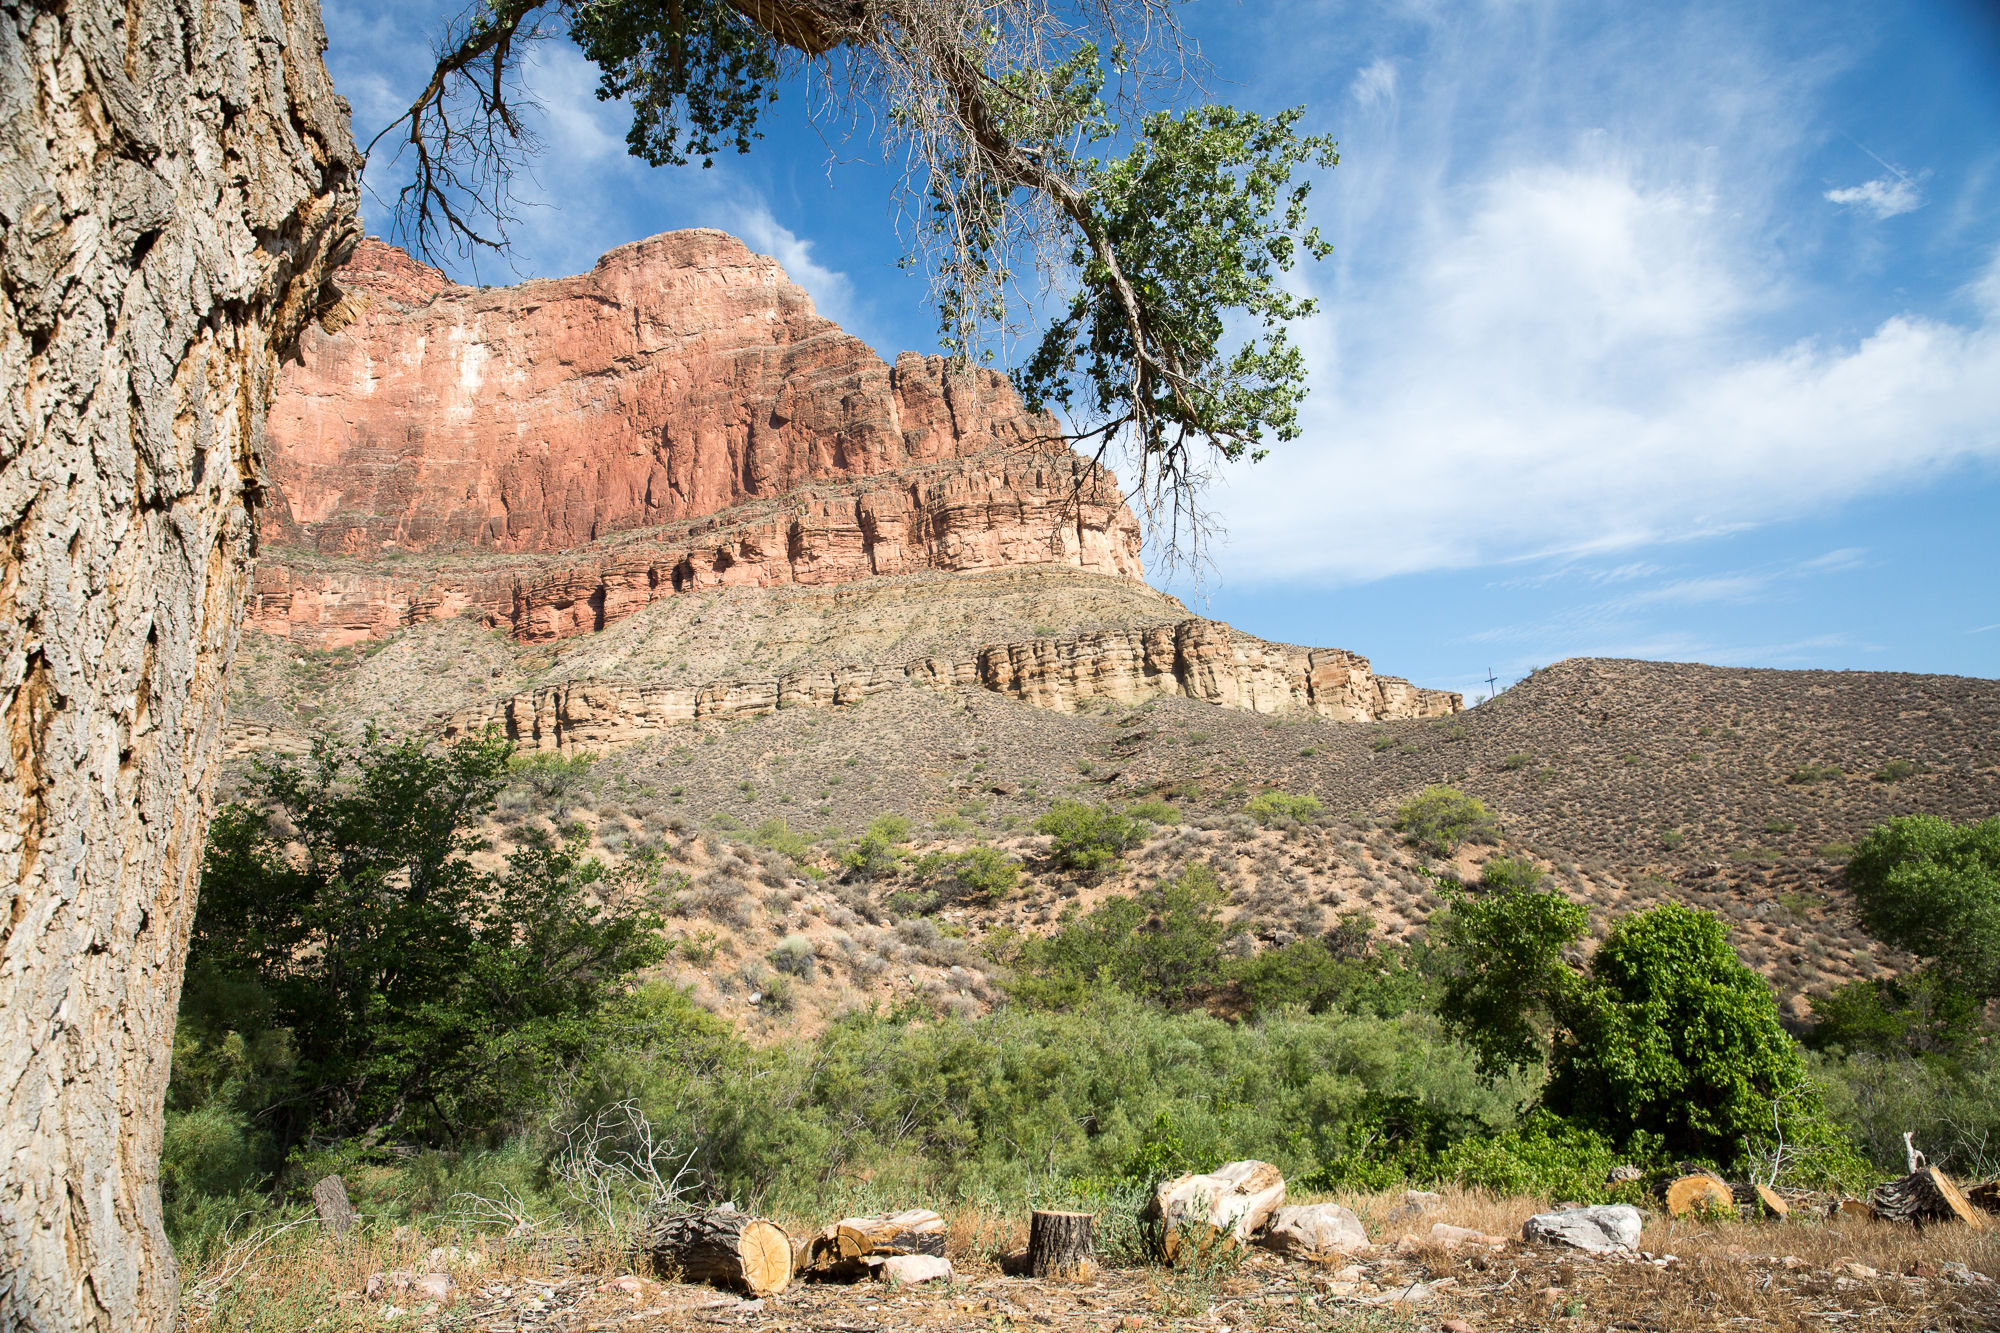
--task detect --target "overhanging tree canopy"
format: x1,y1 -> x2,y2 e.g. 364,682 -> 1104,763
373,0 -> 1337,559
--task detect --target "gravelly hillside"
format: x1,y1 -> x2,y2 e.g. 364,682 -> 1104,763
223,625 -> 1997,1039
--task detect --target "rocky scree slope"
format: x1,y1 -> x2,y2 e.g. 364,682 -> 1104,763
224,653 -> 1994,1036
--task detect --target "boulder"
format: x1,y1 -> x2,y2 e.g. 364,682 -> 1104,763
1259,1204 -> 1369,1257
1522,1205 -> 1643,1254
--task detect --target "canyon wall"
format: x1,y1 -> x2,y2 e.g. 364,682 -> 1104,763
439,618 -> 1461,753
254,234 -> 1142,646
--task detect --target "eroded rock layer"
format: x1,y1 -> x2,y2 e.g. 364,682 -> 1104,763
439,618 -> 1461,753
255,233 -> 1141,645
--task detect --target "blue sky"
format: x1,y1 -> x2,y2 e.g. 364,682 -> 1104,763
324,0 -> 2000,699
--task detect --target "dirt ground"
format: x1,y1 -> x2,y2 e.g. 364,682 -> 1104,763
184,1190 -> 2000,1333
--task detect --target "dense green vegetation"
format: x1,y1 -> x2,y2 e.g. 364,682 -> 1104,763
165,767 -> 2000,1265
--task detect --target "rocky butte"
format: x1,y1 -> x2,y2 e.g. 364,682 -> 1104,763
251,231 -> 1459,742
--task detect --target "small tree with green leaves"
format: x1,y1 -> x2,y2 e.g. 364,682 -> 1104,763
1035,801 -> 1145,878
184,731 -> 665,1153
1437,887 -> 1854,1176
1846,815 -> 2000,1004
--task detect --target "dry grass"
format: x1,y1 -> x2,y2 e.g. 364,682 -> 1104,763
179,1189 -> 2000,1332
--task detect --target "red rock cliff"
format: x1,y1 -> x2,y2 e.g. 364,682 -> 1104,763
255,233 -> 1142,644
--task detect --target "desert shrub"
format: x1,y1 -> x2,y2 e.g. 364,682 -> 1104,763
1501,753 -> 1532,771
1394,786 -> 1496,856
1478,856 -> 1544,893
769,935 -> 817,980
1125,799 -> 1182,825
842,814 -> 914,880
1872,758 -> 1926,783
1011,864 -> 1228,1009
508,747 -> 597,801
1785,762 -> 1843,785
1228,929 -> 1438,1019
1243,790 -> 1321,825
1812,1041 -> 2000,1179
751,816 -> 813,862
1659,829 -> 1686,850
1034,801 -> 1145,878
912,846 -> 1021,903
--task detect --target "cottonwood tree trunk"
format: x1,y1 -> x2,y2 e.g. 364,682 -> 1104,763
0,0 -> 359,1327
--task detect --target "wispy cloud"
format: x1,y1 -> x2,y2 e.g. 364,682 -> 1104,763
1825,175 -> 1925,219
731,203 -> 862,331
1350,57 -> 1398,108
1193,1 -> 2000,588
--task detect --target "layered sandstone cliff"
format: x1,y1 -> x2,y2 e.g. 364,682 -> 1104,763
255,233 -> 1140,645
440,617 -> 1460,754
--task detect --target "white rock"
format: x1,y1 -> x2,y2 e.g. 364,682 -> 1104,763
877,1254 -> 954,1285
1521,1205 -> 1643,1254
1260,1204 -> 1369,1257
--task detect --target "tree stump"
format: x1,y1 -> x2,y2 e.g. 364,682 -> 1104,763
1871,1168 -> 1988,1230
1665,1175 -> 1735,1219
312,1175 -> 358,1237
1028,1211 -> 1097,1280
1752,1184 -> 1790,1219
644,1208 -> 793,1296
1968,1180 -> 2000,1216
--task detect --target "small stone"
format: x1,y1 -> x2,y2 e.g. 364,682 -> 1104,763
1260,1203 -> 1369,1256
1444,1322 -> 1476,1333
1605,1165 -> 1643,1184
1429,1223 -> 1507,1250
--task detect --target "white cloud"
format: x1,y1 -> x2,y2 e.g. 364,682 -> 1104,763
1351,57 -> 1398,108
731,203 -> 862,330
1201,153 -> 2000,585
1825,175 -> 1925,219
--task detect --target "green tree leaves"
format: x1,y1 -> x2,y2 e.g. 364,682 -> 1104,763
1437,884 -> 1843,1173
1010,863 -> 1227,1009
185,732 -> 663,1150
1846,815 -> 2000,1001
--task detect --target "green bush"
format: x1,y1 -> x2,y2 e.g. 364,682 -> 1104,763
842,814 -> 914,879
1243,791 -> 1321,825
912,845 -> 1021,903
1501,753 -> 1533,771
1786,762 -> 1843,785
1228,929 -> 1439,1019
1011,864 -> 1228,1009
1394,786 -> 1496,856
1034,801 -> 1145,878
752,816 -> 813,862
1125,799 -> 1182,825
508,748 -> 596,806
1478,856 -> 1544,893
1871,759 -> 1925,783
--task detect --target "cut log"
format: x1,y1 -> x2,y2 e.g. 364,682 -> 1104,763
1144,1160 -> 1287,1264
312,1175 -> 358,1237
1832,1198 -> 1877,1223
1870,1167 -> 1988,1230
1665,1175 -> 1736,1219
643,1208 -> 793,1296
1027,1211 -> 1097,1281
1753,1184 -> 1790,1219
831,1209 -> 948,1260
1968,1180 -> 2000,1216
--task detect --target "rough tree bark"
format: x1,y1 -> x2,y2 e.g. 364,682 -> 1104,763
0,0 -> 360,1327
